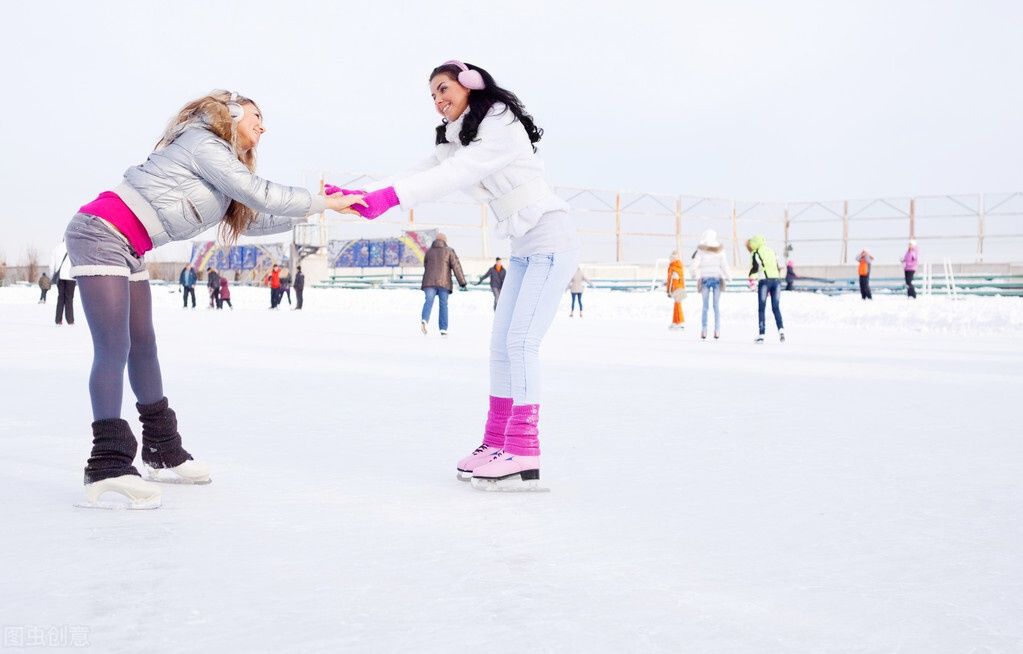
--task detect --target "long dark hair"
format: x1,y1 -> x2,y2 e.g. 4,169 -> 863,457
431,63 -> 543,152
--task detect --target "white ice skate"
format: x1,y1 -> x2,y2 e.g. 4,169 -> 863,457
78,474 -> 162,510
144,459 -> 211,485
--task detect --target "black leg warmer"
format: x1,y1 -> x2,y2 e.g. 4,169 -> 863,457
84,419 -> 140,484
137,397 -> 193,469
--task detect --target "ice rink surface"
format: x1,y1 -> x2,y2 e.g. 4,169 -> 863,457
1,284 -> 1020,653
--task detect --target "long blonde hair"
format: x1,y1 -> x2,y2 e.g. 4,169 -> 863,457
156,90 -> 260,242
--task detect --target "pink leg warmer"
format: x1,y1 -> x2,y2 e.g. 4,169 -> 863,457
504,404 -> 540,456
483,396 -> 513,448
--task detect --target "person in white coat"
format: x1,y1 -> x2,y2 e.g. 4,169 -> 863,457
51,237 -> 76,325
690,230 -> 730,339
329,60 -> 579,490
567,267 -> 590,317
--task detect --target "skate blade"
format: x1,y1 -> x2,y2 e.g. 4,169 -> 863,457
144,467 -> 212,485
74,497 -> 161,510
456,470 -> 473,481
144,471 -> 212,485
470,474 -> 549,493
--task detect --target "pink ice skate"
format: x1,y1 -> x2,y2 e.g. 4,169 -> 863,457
456,396 -> 511,481
470,404 -> 547,491
456,443 -> 502,481
469,451 -> 545,491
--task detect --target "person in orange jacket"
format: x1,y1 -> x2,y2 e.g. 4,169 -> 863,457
666,250 -> 686,330
269,264 -> 282,309
856,249 -> 874,300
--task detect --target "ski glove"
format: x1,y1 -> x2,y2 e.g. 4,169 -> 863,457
353,186 -> 400,220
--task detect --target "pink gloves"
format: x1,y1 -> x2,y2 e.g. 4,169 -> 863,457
353,187 -> 400,220
324,184 -> 364,196
323,184 -> 399,220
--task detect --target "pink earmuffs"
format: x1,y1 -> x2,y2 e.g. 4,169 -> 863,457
443,60 -> 485,90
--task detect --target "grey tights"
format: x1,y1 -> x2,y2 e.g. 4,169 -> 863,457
76,276 -> 164,420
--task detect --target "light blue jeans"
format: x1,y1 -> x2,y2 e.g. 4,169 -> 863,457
490,249 -> 580,405
700,277 -> 722,332
421,287 -> 450,331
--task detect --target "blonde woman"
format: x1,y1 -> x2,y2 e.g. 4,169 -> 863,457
65,91 -> 364,509
690,230 -> 730,339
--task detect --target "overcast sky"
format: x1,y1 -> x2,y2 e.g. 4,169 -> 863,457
1,0 -> 1020,260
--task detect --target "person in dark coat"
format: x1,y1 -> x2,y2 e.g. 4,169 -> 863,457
206,267 -> 221,308
179,265 -> 197,308
38,273 -> 52,304
420,233 -> 466,335
280,267 -> 292,306
294,265 -> 305,310
785,260 -> 797,291
477,257 -> 506,310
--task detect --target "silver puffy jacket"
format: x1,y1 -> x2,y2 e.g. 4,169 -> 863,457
114,125 -> 326,248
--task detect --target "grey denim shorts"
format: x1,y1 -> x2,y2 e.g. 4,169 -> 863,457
65,213 -> 149,281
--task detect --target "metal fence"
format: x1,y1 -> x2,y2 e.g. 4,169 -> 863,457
301,172 -> 1023,266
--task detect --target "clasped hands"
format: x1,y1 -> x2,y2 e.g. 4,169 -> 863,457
323,184 -> 400,220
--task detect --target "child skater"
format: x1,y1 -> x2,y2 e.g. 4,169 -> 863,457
329,61 -> 578,490
66,90 -> 364,508
218,276 -> 233,309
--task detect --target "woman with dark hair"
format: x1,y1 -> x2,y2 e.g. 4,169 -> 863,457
65,91 -> 365,509
330,60 -> 579,490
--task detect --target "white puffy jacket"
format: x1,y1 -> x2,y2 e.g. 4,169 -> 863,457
374,104 -> 575,252
690,245 -> 731,280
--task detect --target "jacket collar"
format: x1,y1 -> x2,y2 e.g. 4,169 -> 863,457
444,109 -> 469,142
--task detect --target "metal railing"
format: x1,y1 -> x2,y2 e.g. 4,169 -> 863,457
301,172 -> 1023,265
